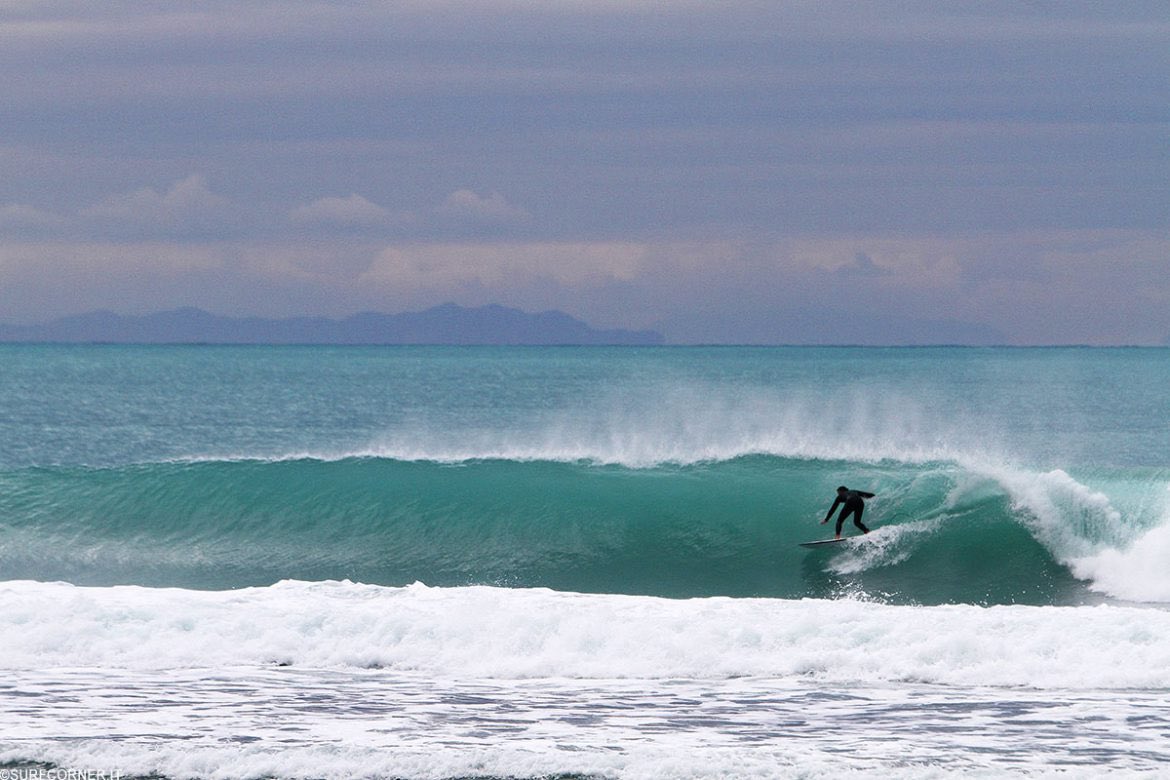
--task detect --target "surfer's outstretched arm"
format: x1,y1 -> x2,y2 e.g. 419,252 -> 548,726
821,497 -> 843,524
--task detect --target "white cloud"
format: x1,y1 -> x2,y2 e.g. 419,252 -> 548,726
0,203 -> 66,233
290,194 -> 406,229
0,2 -> 1165,343
287,190 -> 529,236
0,230 -> 1168,343
362,241 -> 645,290
436,190 -> 530,226
81,174 -> 231,235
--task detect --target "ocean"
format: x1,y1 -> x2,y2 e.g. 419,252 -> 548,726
0,344 -> 1168,778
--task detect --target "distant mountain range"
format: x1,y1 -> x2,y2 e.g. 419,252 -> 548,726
0,304 -> 665,346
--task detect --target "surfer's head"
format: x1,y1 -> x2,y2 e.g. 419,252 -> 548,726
837,486 -> 848,494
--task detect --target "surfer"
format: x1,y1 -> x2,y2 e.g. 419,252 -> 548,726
821,486 -> 874,539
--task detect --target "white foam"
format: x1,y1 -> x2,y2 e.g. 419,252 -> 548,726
826,522 -> 930,575
1069,485 -> 1170,602
971,466 -> 1170,601
0,738 -> 1134,780
1,579 -> 1168,689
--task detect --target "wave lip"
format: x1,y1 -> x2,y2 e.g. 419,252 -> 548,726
1,579 -> 1168,690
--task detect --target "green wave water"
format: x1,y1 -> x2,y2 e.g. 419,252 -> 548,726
2,344 -> 1168,606
0,454 -> 1133,605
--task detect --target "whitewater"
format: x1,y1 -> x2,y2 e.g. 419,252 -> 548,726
1,344 -> 1168,778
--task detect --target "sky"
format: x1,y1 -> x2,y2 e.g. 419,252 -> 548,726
0,1 -> 1167,345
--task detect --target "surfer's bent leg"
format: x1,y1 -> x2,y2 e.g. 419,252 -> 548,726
835,507 -> 852,536
853,505 -> 870,534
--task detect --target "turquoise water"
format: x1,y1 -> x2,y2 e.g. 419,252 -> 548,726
3,345 -> 1170,778
0,457 -> 1089,604
1,345 -> 1168,605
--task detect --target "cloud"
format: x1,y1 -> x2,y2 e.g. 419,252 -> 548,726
435,190 -> 531,227
289,194 -> 410,230
0,2 -> 1166,343
362,241 -> 645,290
0,177 -> 239,241
286,189 -> 530,238
0,203 -> 66,235
0,229 -> 1168,344
80,175 -> 233,237
836,252 -> 894,279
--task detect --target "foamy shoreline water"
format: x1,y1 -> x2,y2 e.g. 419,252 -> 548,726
1,580 -> 1168,689
3,665 -> 1168,779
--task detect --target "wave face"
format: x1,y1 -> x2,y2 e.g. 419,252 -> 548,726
1,454 -> 1163,605
1,344 -> 1167,605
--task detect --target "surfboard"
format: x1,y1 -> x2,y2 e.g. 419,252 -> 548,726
798,538 -> 853,548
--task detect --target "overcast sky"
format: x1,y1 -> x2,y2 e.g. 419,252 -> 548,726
1,1 -> 1167,344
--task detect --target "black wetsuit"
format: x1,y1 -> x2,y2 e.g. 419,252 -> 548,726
824,490 -> 874,536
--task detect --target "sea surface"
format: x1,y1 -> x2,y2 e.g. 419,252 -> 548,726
0,344 -> 1168,778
